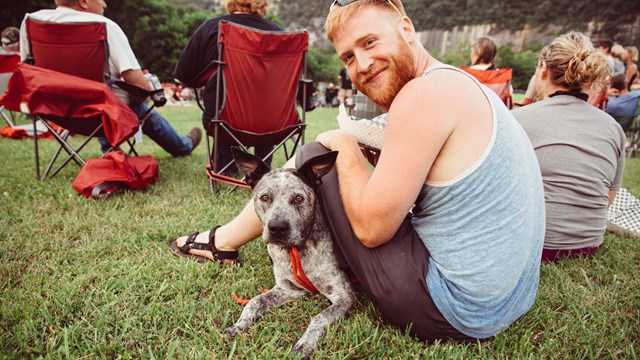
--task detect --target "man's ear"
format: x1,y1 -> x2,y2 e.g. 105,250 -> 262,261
231,147 -> 271,189
539,61 -> 548,80
78,0 -> 88,10
400,16 -> 416,44
297,151 -> 339,189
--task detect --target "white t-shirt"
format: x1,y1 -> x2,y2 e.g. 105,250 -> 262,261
19,7 -> 140,102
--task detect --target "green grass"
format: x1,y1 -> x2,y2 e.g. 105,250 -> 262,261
1,105 -> 638,359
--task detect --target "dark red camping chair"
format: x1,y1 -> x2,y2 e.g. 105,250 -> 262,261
460,67 -> 514,109
188,21 -> 309,191
0,19 -> 164,180
0,54 -> 20,126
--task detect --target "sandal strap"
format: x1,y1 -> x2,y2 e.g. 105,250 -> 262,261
179,232 -> 211,252
208,225 -> 239,261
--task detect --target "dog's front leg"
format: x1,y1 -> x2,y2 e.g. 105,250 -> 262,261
223,286 -> 299,338
292,292 -> 355,359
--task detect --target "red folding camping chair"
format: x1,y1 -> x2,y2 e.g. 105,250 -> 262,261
0,54 -> 20,126
460,67 -> 514,109
187,21 -> 309,191
0,18 -> 164,180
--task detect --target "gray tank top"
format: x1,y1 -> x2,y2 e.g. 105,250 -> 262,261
411,65 -> 545,338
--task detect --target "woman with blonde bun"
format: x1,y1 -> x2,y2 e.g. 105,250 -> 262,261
512,31 -> 626,262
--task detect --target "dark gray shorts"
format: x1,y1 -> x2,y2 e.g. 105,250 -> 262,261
296,142 -> 475,342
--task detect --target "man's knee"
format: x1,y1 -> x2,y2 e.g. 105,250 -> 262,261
295,142 -> 331,169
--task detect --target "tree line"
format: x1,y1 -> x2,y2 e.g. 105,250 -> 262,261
4,0 -> 638,86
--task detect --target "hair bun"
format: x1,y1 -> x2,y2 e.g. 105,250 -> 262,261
575,50 -> 590,62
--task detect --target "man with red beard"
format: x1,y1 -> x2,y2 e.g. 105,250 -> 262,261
171,0 -> 545,343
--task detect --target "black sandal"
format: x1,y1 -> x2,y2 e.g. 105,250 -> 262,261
170,225 -> 242,265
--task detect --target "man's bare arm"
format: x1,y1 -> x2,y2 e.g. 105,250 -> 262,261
608,189 -> 618,207
318,77 -> 458,247
122,69 -> 152,90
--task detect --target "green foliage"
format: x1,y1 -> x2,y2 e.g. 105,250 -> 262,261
106,0 -> 211,82
265,10 -> 285,29
0,0 -> 53,28
401,0 -> 640,41
307,47 -> 343,83
496,45 -> 541,90
432,40 -> 471,67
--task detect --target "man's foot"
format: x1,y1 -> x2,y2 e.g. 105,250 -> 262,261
186,127 -> 202,153
170,226 -> 242,265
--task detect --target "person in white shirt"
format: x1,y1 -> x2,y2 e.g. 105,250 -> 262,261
20,0 -> 202,156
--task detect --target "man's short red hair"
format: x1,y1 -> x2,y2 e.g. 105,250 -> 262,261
325,0 -> 406,43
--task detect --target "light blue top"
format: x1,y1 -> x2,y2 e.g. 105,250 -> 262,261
411,65 -> 545,338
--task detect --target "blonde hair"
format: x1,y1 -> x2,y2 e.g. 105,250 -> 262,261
611,44 -> 625,58
225,0 -> 269,17
539,31 -> 610,92
626,46 -> 638,62
471,36 -> 497,66
325,0 -> 406,43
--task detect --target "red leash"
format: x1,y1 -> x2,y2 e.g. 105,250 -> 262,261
232,246 -> 318,305
289,246 -> 318,293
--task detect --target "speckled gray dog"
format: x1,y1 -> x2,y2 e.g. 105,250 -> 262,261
223,148 -> 355,359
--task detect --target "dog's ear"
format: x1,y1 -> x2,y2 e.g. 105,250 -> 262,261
231,147 -> 271,189
297,151 -> 339,188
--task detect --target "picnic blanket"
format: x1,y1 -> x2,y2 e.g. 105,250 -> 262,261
607,188 -> 640,238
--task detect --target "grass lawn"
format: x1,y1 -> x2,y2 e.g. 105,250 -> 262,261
0,105 -> 638,358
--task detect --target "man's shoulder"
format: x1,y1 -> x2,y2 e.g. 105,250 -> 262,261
222,14 -> 282,31
27,8 -> 122,29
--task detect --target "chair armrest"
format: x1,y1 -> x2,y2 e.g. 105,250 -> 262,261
113,80 -> 166,107
180,60 -> 223,89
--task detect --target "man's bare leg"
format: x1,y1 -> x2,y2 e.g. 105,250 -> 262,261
173,156 -> 297,260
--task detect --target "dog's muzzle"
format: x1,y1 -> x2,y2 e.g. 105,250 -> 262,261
266,218 -> 291,243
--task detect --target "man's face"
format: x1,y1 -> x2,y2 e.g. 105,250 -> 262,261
332,6 -> 416,111
81,0 -> 107,15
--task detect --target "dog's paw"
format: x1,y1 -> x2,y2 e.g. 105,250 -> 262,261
292,341 -> 314,360
223,326 -> 240,338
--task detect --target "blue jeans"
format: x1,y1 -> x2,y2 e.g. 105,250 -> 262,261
99,102 -> 193,156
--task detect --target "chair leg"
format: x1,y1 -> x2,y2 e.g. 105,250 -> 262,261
33,117 -> 41,180
205,130 -> 215,192
38,121 -> 103,179
0,106 -> 15,127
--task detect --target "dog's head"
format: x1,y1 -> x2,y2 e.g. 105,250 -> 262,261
231,147 -> 338,247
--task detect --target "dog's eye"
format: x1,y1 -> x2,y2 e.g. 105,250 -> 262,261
293,195 -> 304,204
260,194 -> 270,202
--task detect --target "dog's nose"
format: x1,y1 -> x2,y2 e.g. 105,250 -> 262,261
268,219 -> 290,235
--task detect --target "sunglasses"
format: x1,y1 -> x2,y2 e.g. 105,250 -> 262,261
330,0 -> 403,17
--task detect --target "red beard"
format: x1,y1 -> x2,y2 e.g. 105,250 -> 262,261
353,38 -> 416,111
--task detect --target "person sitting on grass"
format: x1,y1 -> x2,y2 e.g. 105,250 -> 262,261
171,0 -> 545,342
512,31 -> 626,262
605,73 -> 640,131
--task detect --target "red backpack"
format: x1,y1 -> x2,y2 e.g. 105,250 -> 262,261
72,151 -> 158,199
